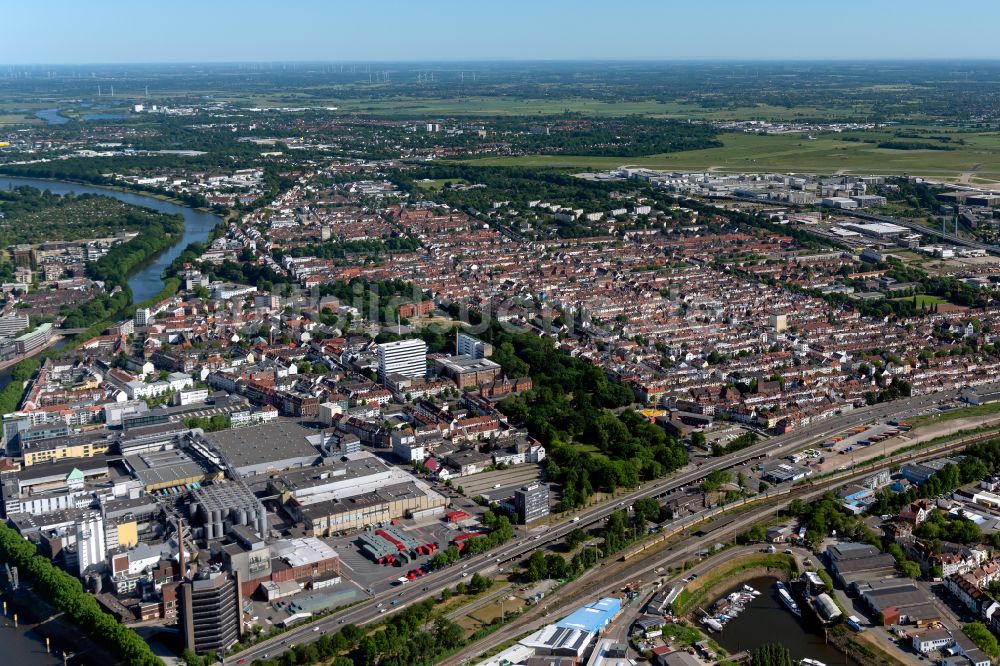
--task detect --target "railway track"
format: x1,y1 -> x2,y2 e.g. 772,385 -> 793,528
621,426 -> 997,562
440,428 -> 997,665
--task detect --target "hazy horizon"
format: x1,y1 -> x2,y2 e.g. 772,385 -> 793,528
4,0 -> 999,65
8,57 -> 1000,67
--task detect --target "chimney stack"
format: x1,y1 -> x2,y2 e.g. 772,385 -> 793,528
176,517 -> 186,580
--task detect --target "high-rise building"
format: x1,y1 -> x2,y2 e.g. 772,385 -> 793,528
456,332 -> 492,359
178,571 -> 244,655
134,308 -> 152,327
377,338 -> 427,379
514,483 -> 550,524
75,512 -> 107,575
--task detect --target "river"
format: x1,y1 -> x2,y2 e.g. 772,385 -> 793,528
0,177 -> 220,662
714,575 -> 859,666
0,623 -> 65,666
0,176 -> 221,303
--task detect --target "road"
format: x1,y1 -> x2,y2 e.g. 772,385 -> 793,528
229,386 -> 979,663
710,193 -> 1000,255
437,441 -> 945,666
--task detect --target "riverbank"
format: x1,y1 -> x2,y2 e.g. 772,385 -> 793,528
0,171 -> 224,216
0,176 -> 222,304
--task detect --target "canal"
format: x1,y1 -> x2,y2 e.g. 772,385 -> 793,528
714,575 -> 859,666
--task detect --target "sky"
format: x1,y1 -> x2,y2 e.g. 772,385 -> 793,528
4,0 -> 1000,64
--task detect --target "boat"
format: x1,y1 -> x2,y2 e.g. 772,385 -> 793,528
800,660 -> 826,666
701,617 -> 724,632
776,581 -> 801,617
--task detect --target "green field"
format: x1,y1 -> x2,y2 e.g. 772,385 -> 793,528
890,294 -> 948,307
466,131 -> 1000,182
414,178 -> 466,191
331,96 -> 872,121
909,402 -> 1000,428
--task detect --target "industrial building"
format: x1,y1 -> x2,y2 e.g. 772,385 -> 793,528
190,481 -> 268,541
286,479 -> 446,535
199,421 -> 322,476
434,355 -> 503,389
74,511 -> 107,576
840,222 -> 909,238
482,597 -> 622,665
124,445 -> 221,494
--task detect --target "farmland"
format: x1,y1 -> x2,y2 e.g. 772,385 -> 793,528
465,130 -> 1000,183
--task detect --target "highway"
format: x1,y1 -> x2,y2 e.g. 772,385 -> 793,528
438,426 -> 995,666
229,385 -> 980,663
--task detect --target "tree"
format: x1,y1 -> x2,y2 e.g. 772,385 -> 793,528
564,528 -> 588,551
899,559 -> 921,579
964,622 -> 999,657
750,642 -> 794,666
526,550 -> 548,582
632,497 -> 661,525
470,572 -> 491,593
546,554 -> 569,579
603,510 -> 628,555
359,635 -> 379,666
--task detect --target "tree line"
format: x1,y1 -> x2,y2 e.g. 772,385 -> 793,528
0,521 -> 161,665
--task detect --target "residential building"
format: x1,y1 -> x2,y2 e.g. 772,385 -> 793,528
456,332 -> 493,359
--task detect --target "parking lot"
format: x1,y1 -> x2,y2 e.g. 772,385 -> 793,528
457,464 -> 544,499
326,516 -> 485,596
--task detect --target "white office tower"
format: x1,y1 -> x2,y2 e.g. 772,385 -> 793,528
134,307 -> 152,327
377,338 -> 427,378
76,512 -> 107,575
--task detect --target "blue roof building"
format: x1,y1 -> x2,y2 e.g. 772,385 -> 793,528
557,597 -> 622,634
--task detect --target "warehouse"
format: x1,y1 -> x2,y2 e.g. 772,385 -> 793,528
201,421 -> 322,476
841,222 -> 908,238
125,446 -> 220,493
287,480 -> 446,536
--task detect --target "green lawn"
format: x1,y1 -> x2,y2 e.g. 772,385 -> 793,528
465,131 -> 1000,181
890,294 -> 948,307
909,401 -> 1000,428
415,178 -> 466,190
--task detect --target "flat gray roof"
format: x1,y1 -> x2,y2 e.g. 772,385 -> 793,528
126,447 -> 211,487
202,421 -> 320,470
